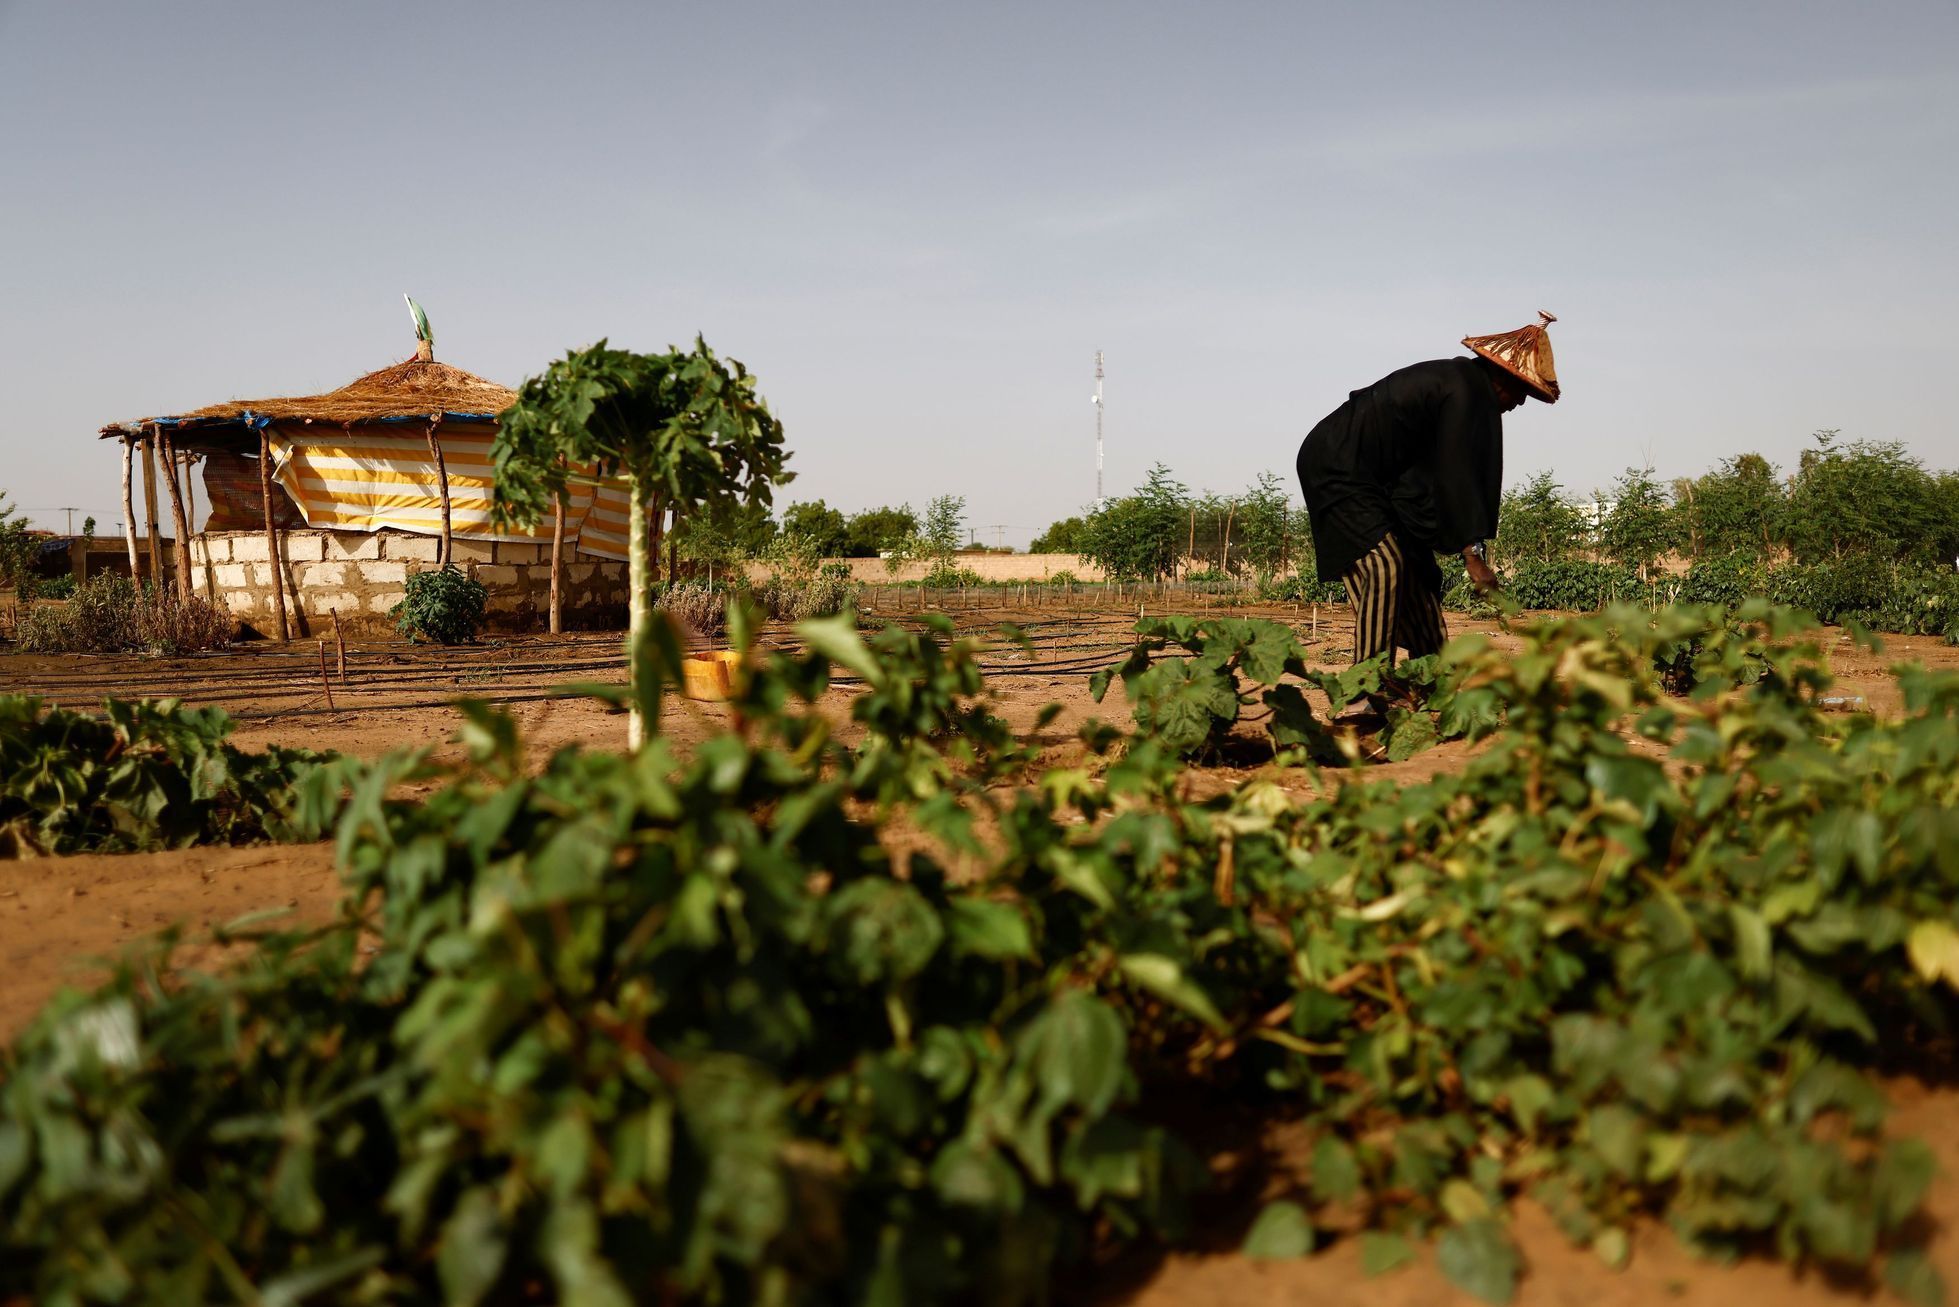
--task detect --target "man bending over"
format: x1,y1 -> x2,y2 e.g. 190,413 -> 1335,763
1297,312 -> 1561,674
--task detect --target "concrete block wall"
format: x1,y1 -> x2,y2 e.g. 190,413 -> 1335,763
188,531 -> 629,636
739,552 -> 1108,585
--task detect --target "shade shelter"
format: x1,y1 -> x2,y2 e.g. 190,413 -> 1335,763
100,338 -> 632,638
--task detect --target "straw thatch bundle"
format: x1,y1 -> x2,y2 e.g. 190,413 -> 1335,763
100,356 -> 518,438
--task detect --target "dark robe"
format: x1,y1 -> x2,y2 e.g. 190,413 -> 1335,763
1295,356 -> 1504,587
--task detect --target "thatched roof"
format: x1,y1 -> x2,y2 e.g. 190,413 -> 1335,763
100,356 -> 518,440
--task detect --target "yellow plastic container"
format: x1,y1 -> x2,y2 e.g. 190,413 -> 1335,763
681,649 -> 742,701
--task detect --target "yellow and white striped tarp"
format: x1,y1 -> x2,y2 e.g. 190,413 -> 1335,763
267,425 -> 633,561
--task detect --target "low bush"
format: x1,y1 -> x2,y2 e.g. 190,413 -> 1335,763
656,580 -> 730,634
920,562 -> 985,588
14,575 -> 234,655
33,574 -> 75,601
1256,571 -> 1347,604
0,695 -> 343,856
390,565 -> 488,644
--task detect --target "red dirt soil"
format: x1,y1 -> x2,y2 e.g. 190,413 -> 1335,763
4,605 -> 1957,1304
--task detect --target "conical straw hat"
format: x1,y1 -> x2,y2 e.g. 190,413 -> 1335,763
1463,311 -> 1560,403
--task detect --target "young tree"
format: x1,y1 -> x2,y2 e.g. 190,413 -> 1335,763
1676,452 -> 1783,560
1495,471 -> 1589,565
843,505 -> 917,557
494,339 -> 789,748
1028,515 -> 1086,555
671,499 -> 778,579
1232,472 -> 1291,577
920,495 -> 966,569
1076,464 -> 1189,581
1599,466 -> 1678,580
779,500 -> 849,558
0,492 -> 37,597
1785,431 -> 1944,564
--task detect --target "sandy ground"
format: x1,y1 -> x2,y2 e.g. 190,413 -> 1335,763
3,603 -> 1956,1303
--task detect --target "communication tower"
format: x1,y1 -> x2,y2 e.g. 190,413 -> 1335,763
1093,350 -> 1105,504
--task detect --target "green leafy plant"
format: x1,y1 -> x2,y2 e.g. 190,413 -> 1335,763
390,566 -> 488,645
0,695 -> 343,856
494,337 -> 791,748
1090,615 -> 1331,759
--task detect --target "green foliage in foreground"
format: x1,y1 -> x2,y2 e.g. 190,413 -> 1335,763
391,567 -> 489,645
2,605 -> 1957,1305
0,696 -> 343,857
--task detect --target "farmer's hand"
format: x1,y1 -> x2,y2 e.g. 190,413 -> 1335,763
1464,551 -> 1500,593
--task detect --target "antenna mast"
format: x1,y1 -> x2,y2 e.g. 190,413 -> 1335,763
1093,349 -> 1105,504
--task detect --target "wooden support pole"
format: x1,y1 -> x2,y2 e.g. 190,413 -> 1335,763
259,428 -> 290,642
331,608 -> 346,681
119,436 -> 139,578
549,485 -> 566,634
157,429 -> 194,603
1221,503 -> 1235,576
426,417 -> 452,568
142,428 -> 163,587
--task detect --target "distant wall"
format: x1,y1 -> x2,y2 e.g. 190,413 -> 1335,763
188,530 -> 628,636
740,553 -> 1107,584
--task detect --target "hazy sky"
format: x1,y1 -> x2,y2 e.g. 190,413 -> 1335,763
2,1 -> 1954,544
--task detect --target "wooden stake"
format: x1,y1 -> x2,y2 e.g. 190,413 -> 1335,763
119,436 -> 139,578
258,428 -> 290,642
141,428 -> 162,587
426,417 -> 452,568
157,429 -> 194,603
317,640 -> 336,711
331,608 -> 346,681
549,479 -> 565,635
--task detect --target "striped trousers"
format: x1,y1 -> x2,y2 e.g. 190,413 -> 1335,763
1343,532 -> 1446,666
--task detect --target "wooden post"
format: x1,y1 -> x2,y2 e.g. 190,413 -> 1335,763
119,436 -> 139,579
142,427 -> 163,587
259,428 -> 290,642
331,608 -> 347,681
548,474 -> 566,634
182,453 -> 200,543
426,417 -> 452,568
317,641 -> 336,711
157,429 -> 194,603
647,495 -> 666,589
1220,503 -> 1235,576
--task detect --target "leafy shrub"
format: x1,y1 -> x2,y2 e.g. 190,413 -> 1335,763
920,562 -> 984,588
390,565 -> 487,644
1256,571 -> 1347,604
1677,551 -> 1768,608
1047,569 -> 1079,587
14,575 -> 234,655
1504,559 -> 1647,610
656,579 -> 730,633
33,573 -> 75,600
754,572 -> 855,622
0,695 -> 343,856
1184,567 -> 1231,586
1091,615 -> 1365,759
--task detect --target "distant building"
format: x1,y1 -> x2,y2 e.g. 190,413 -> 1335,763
99,336 -> 630,635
